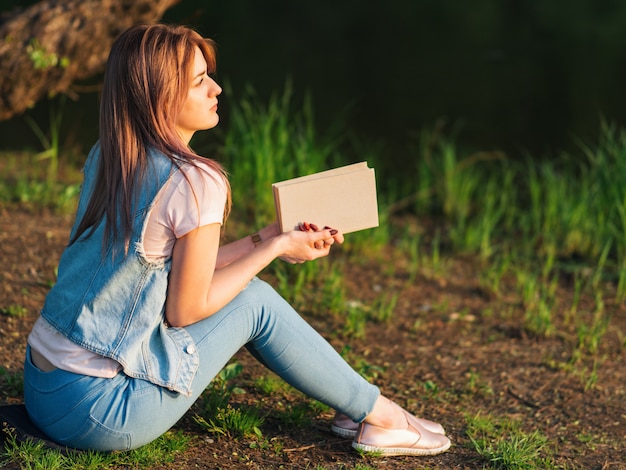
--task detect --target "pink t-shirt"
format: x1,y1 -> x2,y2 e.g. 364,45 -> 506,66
28,160 -> 227,377
142,160 -> 227,259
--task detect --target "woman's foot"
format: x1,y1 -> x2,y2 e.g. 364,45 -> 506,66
331,411 -> 446,438
352,409 -> 451,456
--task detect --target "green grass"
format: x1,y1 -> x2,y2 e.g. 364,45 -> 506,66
465,412 -> 555,469
1,429 -> 192,470
0,151 -> 81,213
193,362 -> 264,440
0,97 -> 82,213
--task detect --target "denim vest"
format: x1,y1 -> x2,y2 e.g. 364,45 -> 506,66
41,143 -> 199,396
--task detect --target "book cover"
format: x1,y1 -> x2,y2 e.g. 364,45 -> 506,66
272,162 -> 379,234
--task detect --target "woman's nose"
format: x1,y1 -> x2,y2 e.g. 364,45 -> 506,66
210,78 -> 222,96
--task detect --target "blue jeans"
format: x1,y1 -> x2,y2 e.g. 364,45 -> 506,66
24,278 -> 380,451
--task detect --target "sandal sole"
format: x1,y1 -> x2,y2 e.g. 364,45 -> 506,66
330,425 -> 357,438
352,439 -> 451,456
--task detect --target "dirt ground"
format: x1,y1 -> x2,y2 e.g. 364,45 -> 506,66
0,207 -> 624,469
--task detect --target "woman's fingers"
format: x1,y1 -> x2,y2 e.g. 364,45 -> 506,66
311,224 -> 343,245
325,226 -> 344,244
298,222 -> 343,248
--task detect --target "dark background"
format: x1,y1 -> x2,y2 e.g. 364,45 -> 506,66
3,0 -> 626,161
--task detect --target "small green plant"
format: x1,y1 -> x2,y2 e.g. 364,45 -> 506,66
343,300 -> 368,339
517,270 -> 559,338
422,229 -> 447,276
198,362 -> 245,412
371,292 -> 398,323
479,264 -> 502,299
353,446 -> 384,458
464,370 -> 494,397
254,373 -> 291,395
465,411 -> 554,469
0,304 -> 27,317
194,404 -> 264,439
400,231 -> 422,284
616,264 -> 626,303
249,437 -> 285,454
575,309 -> 611,356
583,359 -> 600,391
0,366 -> 24,396
274,401 -> 316,428
575,432 -> 597,451
339,345 -> 385,382
24,97 -> 64,191
194,362 -> 264,439
422,380 -> 440,398
320,261 -> 347,315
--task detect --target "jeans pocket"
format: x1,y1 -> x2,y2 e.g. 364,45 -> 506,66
56,414 -> 132,451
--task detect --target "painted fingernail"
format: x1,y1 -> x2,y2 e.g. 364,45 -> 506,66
304,222 -> 310,231
310,223 -> 319,231
330,229 -> 338,235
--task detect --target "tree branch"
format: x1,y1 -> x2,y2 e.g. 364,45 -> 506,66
0,0 -> 179,121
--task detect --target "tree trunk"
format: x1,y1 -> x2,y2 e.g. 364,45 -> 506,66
0,0 -> 179,122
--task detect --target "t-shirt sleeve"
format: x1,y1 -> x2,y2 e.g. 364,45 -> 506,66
167,161 -> 227,239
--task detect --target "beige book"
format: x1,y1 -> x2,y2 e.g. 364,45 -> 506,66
272,162 -> 379,234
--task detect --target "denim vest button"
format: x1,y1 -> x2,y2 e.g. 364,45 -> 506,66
185,344 -> 196,355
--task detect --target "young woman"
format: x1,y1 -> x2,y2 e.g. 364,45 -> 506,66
23,24 -> 450,457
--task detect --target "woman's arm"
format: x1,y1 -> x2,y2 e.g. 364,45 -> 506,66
215,223 -> 281,269
165,223 -> 342,327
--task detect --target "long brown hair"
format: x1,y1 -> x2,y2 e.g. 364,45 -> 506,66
71,24 -> 231,250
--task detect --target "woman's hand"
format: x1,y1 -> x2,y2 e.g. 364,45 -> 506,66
278,222 -> 344,264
